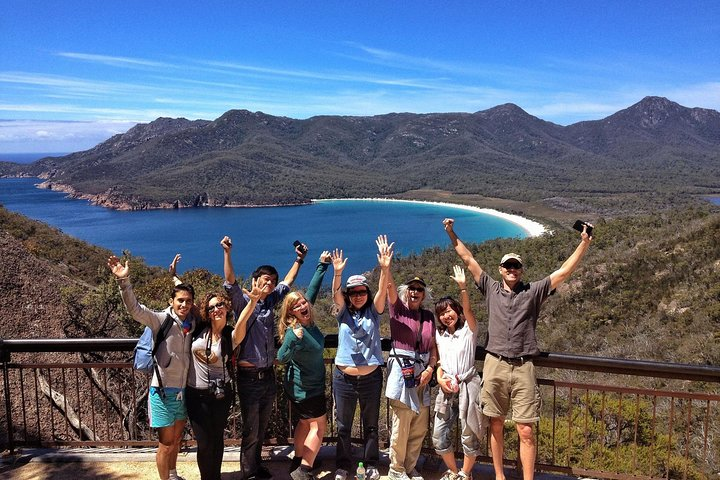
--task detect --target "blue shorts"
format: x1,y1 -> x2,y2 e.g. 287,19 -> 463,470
148,387 -> 187,428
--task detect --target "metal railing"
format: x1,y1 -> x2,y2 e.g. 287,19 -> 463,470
1,337 -> 719,480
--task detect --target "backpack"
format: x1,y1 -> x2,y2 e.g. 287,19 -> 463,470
134,314 -> 175,374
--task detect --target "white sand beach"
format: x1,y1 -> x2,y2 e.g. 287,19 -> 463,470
313,198 -> 548,237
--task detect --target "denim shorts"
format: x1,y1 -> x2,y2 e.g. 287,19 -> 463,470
148,387 -> 188,428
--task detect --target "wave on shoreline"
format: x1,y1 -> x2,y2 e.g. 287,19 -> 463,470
312,198 -> 548,237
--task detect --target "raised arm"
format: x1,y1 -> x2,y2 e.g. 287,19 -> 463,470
549,224 -> 593,290
282,243 -> 309,286
386,258 -> 398,306
221,236 -> 236,285
169,253 -> 183,286
232,277 -> 262,347
107,255 -> 163,329
374,235 -> 394,313
451,265 -> 477,333
443,218 -> 484,284
331,249 -> 347,309
305,251 -> 331,305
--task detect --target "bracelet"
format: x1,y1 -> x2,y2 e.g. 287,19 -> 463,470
460,288 -> 467,292
295,258 -> 304,264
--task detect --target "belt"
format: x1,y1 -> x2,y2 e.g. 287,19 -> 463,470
486,351 -> 533,366
236,366 -> 274,380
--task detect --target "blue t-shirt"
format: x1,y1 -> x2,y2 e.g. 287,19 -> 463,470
335,304 -> 383,367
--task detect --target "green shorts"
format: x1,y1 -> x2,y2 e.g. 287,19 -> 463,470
480,353 -> 541,423
148,387 -> 187,428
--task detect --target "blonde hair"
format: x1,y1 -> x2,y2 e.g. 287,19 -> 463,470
278,291 -> 314,339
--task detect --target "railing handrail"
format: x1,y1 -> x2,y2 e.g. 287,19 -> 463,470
2,336 -> 719,383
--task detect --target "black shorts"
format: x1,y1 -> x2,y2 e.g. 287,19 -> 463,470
290,394 -> 327,423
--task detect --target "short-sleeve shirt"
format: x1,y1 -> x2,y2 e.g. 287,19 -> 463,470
224,280 -> 290,368
436,321 -> 478,376
335,304 -> 384,367
475,271 -> 552,357
389,297 -> 435,353
188,326 -> 227,388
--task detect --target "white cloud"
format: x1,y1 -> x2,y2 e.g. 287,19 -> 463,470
0,120 -> 137,153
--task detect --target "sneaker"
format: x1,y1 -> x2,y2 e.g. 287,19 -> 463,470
439,471 -> 458,480
366,466 -> 381,480
168,474 -> 185,480
388,469 -> 412,480
335,468 -> 349,480
291,466 -> 314,480
457,471 -> 472,480
408,469 -> 424,480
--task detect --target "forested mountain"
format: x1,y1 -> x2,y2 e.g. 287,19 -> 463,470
4,97 -> 719,214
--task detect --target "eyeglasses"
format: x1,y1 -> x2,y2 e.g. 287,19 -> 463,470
408,286 -> 425,293
502,262 -> 523,270
207,302 -> 226,312
348,290 -> 368,297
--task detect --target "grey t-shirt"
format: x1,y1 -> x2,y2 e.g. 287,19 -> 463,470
475,271 -> 552,357
188,327 -> 227,388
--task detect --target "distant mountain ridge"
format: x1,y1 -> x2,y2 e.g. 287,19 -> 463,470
4,96 -> 719,213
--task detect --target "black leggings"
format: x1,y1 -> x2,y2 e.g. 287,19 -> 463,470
186,385 -> 233,480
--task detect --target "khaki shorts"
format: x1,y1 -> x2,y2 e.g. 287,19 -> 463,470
480,353 -> 541,423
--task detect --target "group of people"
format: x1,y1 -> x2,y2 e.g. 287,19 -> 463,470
107,217 -> 592,480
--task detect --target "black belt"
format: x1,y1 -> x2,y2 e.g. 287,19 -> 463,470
486,351 -> 533,366
236,366 -> 274,380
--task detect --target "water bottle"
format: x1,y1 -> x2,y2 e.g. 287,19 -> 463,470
356,462 -> 366,480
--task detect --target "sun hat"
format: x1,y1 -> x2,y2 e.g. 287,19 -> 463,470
346,274 -> 370,289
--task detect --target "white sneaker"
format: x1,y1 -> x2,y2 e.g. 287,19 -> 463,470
388,469 -> 412,480
457,471 -> 472,480
366,466 -> 380,480
439,471 -> 458,480
408,469 -> 424,480
335,469 -> 349,480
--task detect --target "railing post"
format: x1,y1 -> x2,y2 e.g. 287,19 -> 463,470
0,340 -> 15,454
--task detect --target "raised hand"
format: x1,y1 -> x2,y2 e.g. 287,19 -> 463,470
442,218 -> 455,233
168,253 -> 181,276
295,242 -> 309,260
243,277 -> 263,302
451,265 -> 466,289
107,255 -> 129,278
581,223 -> 594,243
319,250 -> 332,264
376,234 -> 394,269
331,248 -> 347,272
220,236 -> 233,252
292,322 -> 304,339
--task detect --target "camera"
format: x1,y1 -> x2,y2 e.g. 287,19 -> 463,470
209,378 -> 225,400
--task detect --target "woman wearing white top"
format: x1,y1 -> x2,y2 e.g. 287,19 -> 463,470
432,266 -> 485,480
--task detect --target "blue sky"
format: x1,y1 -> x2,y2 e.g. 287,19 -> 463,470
1,1 -> 719,153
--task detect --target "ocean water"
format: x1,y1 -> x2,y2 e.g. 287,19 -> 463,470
0,178 -> 528,285
709,197 -> 720,206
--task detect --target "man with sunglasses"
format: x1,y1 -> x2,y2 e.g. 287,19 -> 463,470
443,218 -> 592,480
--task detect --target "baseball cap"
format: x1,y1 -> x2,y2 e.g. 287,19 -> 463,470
500,253 -> 523,266
346,275 -> 370,289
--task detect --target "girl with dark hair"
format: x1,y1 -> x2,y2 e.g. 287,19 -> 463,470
330,236 -> 393,480
431,266 -> 484,480
185,289 -> 238,480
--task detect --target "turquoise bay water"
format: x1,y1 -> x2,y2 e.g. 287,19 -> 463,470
0,178 -> 528,285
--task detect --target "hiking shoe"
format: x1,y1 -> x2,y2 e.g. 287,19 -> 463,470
334,468 -> 349,480
290,467 -> 314,480
366,466 -> 381,480
439,471 -> 458,480
408,469 -> 424,480
388,469 -> 412,480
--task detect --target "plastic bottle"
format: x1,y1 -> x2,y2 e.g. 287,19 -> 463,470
356,462 -> 366,480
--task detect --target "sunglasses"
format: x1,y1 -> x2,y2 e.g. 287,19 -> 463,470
502,262 -> 523,270
408,286 -> 425,293
348,290 -> 369,297
207,302 -> 227,312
